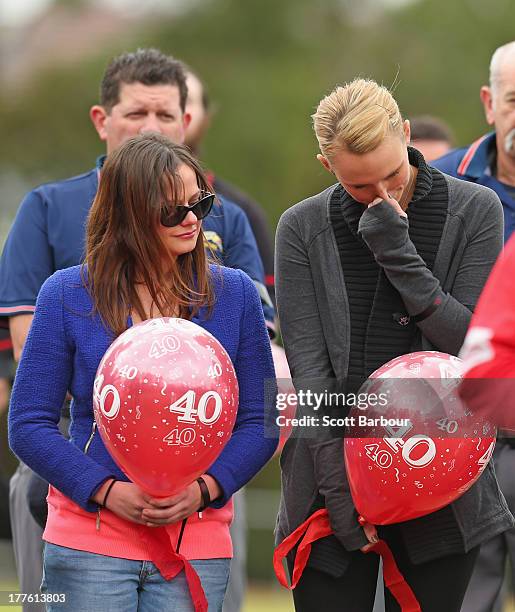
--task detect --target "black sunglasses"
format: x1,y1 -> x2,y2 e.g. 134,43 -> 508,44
160,192 -> 215,227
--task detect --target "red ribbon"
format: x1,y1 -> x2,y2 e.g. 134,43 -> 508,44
370,540 -> 421,612
273,509 -> 332,589
138,526 -> 208,612
0,338 -> 12,351
273,509 -> 421,612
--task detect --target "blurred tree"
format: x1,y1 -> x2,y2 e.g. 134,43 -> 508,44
1,0 -> 515,224
54,0 -> 89,8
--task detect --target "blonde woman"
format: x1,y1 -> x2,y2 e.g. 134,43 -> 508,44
275,78 -> 513,611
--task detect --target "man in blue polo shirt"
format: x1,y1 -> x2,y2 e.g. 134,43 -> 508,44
433,40 -> 515,612
0,52 -> 273,356
0,48 -> 273,610
433,42 -> 515,244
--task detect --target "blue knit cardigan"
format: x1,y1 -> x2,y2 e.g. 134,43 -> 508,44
9,264 -> 278,513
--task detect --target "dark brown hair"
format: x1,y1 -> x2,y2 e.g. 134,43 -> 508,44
409,115 -> 453,144
84,133 -> 214,336
100,48 -> 188,112
184,65 -> 211,112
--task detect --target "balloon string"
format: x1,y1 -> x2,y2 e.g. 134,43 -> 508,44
365,541 -> 421,611
274,510 -> 421,611
176,517 -> 188,554
139,524 -> 208,612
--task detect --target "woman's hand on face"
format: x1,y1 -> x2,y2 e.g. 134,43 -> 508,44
369,195 -> 407,218
140,481 -> 203,526
360,521 -> 379,553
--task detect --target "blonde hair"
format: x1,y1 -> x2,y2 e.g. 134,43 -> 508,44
312,78 -> 404,158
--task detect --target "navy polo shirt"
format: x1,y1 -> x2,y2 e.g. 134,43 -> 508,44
433,132 -> 515,242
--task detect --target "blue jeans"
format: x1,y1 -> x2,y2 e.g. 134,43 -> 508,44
41,543 -> 231,611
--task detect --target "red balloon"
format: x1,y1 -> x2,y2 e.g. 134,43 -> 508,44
93,317 -> 238,497
344,351 -> 496,525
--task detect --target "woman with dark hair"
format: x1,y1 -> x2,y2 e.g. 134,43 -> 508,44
275,78 -> 514,611
9,133 -> 277,611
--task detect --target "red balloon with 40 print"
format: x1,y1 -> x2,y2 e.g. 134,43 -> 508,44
93,318 -> 238,497
343,351 -> 496,525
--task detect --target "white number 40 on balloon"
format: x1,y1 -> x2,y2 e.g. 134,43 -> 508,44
94,373 -> 121,420
167,390 -> 222,425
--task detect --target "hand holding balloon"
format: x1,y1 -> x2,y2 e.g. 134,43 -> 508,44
360,519 -> 379,552
93,475 -> 222,526
141,475 -> 222,526
92,480 -> 152,525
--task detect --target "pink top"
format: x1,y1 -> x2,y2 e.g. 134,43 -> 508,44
44,486 -> 233,560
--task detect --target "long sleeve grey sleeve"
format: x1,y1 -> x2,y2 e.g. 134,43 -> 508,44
276,210 -> 368,551
357,187 -> 504,355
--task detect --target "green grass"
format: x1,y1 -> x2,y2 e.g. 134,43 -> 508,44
0,581 -> 21,612
243,584 -> 294,612
243,588 -> 515,612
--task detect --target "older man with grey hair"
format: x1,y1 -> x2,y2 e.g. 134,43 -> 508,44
434,41 -> 515,241
433,40 -> 515,612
